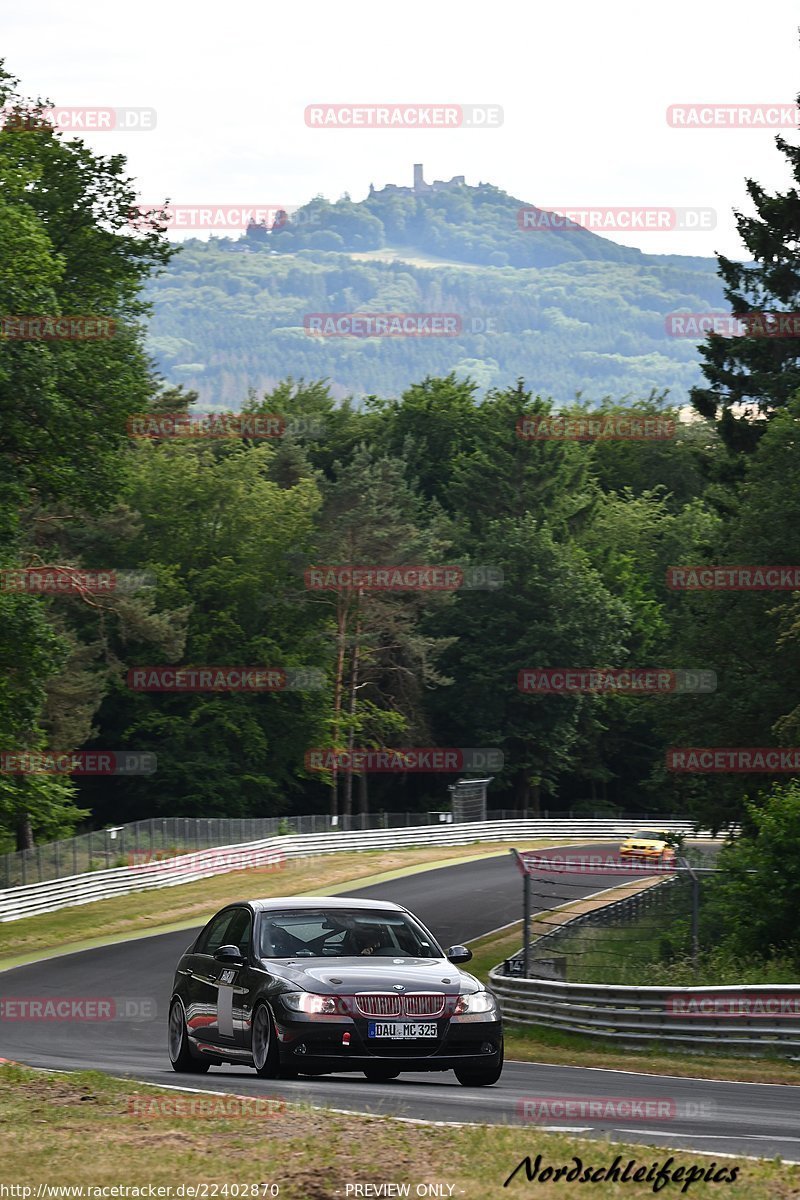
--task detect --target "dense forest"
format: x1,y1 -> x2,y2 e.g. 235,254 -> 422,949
3,64 -> 800,855
146,184 -> 724,405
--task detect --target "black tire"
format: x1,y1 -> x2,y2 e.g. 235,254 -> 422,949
453,1039 -> 504,1087
168,999 -> 209,1074
252,1002 -> 281,1079
363,1066 -> 401,1082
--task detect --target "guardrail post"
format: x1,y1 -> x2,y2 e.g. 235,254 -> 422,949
678,855 -> 700,978
523,870 -> 531,978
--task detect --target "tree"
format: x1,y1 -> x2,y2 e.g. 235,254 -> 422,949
579,485 -> 719,813
0,63 -> 174,846
427,518 -> 629,812
702,782 -> 800,966
654,395 -> 800,830
308,446 -> 456,818
691,86 -> 800,452
0,64 -> 174,512
82,439 -> 326,823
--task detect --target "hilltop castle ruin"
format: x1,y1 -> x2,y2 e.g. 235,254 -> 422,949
370,164 -> 466,196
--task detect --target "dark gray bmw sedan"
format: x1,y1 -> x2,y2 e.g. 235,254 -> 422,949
168,896 -> 503,1086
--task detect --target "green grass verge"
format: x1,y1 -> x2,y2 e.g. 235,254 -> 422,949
1,1063 -> 795,1198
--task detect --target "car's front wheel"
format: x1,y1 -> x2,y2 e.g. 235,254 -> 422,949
252,1002 -> 281,1079
168,999 -> 209,1073
453,1039 -> 504,1087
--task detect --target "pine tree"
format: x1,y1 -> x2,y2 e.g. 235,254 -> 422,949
691,90 -> 800,452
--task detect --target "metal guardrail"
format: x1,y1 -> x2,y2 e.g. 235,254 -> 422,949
488,970 -> 800,1053
0,818 -> 711,923
0,812 -> 444,888
491,870 -> 800,1055
0,809 -> 696,888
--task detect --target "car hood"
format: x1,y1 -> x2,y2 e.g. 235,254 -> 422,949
260,956 -> 468,994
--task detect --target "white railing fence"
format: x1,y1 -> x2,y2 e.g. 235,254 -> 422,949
0,818 -> 715,923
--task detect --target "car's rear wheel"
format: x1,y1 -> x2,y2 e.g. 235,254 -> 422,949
363,1066 -> 401,1082
168,999 -> 209,1073
252,1002 -> 281,1079
454,1039 -> 504,1087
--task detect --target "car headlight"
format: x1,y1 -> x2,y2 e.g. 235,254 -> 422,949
280,992 -> 351,1016
453,990 -> 497,1015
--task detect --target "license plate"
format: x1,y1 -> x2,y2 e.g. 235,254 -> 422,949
368,1021 -> 438,1039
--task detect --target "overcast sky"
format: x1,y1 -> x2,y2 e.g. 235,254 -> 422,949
5,0 -> 799,257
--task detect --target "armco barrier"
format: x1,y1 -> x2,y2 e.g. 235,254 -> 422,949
0,809 -> 696,888
488,970 -> 800,1053
0,818 -> 712,923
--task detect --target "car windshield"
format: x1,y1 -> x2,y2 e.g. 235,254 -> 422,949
258,908 -> 442,959
633,831 -> 666,841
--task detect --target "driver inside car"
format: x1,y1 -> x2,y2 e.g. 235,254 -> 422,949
351,926 -> 384,956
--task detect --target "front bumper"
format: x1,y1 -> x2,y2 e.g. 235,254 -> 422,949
619,847 -> 669,857
273,1012 -> 503,1071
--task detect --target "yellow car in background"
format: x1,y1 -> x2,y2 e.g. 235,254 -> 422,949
619,829 -> 677,863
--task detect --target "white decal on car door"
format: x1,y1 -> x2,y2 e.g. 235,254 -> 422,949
217,973 -> 236,1037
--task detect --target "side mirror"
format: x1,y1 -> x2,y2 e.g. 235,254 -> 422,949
214,944 -> 244,964
445,945 -> 473,965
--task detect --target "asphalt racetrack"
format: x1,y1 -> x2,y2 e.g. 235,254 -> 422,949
2,843 -> 799,1160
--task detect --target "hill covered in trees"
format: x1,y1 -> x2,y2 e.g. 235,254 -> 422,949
6,58 -> 800,852
145,179 -> 724,405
